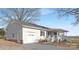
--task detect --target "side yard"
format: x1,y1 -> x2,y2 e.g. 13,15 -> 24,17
0,39 -> 29,50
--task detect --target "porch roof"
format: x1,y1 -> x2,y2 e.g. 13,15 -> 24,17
46,28 -> 68,32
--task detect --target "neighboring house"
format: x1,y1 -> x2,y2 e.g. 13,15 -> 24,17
5,20 -> 68,44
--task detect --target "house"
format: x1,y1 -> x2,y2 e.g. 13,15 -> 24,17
5,20 -> 68,44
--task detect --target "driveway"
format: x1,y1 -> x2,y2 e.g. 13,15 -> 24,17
23,43 -> 78,50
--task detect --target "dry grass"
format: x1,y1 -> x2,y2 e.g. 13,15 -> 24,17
70,39 -> 79,48
71,39 -> 79,43
48,42 -> 72,48
0,39 -> 21,47
47,39 -> 79,48
0,39 -> 30,50
46,37 -> 79,48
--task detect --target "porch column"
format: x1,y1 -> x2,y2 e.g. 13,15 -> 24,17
57,32 -> 59,41
66,32 -> 67,36
64,32 -> 67,36
45,31 -> 47,39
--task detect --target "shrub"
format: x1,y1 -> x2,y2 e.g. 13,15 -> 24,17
38,39 -> 48,43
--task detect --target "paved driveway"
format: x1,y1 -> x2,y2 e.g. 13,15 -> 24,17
23,43 -> 78,50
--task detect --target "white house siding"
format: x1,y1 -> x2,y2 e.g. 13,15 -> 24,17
6,20 -> 22,43
22,27 -> 41,44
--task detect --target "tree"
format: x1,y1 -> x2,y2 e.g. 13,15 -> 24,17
0,28 -> 5,39
54,8 -> 79,25
0,8 -> 40,25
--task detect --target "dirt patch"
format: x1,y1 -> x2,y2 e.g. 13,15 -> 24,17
0,39 -> 31,50
0,39 -> 21,47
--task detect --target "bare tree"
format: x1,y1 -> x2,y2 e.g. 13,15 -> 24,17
54,8 -> 79,25
0,8 -> 40,25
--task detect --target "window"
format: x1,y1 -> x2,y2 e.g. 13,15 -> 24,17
48,32 -> 51,35
40,31 -> 45,36
54,32 -> 57,35
12,33 -> 14,38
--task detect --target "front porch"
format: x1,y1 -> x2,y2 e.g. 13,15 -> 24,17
40,29 -> 68,42
47,31 -> 67,42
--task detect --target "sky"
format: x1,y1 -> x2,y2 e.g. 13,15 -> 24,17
38,8 -> 79,36
0,8 -> 79,36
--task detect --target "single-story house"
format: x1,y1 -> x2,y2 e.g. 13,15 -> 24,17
5,20 -> 68,44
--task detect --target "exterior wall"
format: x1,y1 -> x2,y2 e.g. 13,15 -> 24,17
22,27 -> 41,44
40,30 -> 47,39
5,20 -> 22,43
5,20 -> 67,44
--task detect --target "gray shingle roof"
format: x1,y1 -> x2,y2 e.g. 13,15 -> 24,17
12,20 -> 68,32
21,21 -> 68,32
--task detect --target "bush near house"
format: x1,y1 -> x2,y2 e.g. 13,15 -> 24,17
38,39 -> 48,43
0,28 -> 5,39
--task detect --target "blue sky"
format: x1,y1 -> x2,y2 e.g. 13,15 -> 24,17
0,8 -> 79,36
38,8 -> 79,36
